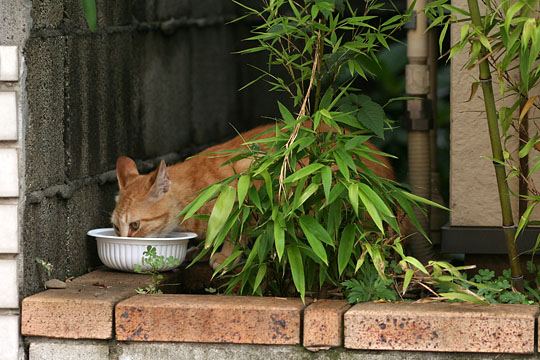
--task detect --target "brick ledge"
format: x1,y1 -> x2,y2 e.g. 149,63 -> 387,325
21,269 -> 540,353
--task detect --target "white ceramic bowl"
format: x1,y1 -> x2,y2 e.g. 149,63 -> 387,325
87,228 -> 198,272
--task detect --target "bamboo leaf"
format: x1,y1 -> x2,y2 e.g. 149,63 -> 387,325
294,183 -> 319,209
338,224 -> 355,275
504,2 -> 524,33
357,183 -> 393,217
251,178 -> 264,204
357,186 -> 384,232
299,215 -> 334,246
402,191 -> 449,210
403,256 -> 429,275
355,248 -> 367,272
243,235 -> 261,272
299,216 -> 329,265
365,243 -> 386,279
439,292 -> 487,304
287,245 -> 305,302
440,21 -> 449,53
205,186 -> 236,247
402,269 -> 414,295
179,184 -> 221,219
237,175 -> 250,205
284,163 -> 324,183
252,264 -> 267,294
260,170 -> 273,204
334,152 -> 350,181
519,96 -> 538,121
348,183 -> 359,215
516,203 -> 535,239
278,101 -> 295,125
466,81 -> 479,102
212,249 -> 243,276
321,166 -> 332,201
274,218 -> 285,261
81,0 -> 97,31
519,136 -> 538,159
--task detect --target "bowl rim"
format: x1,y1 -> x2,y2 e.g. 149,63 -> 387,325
87,228 -> 198,241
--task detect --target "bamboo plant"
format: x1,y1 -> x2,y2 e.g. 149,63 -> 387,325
179,0 -> 486,303
427,0 -> 540,291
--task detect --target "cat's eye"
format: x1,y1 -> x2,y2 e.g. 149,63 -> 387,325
129,221 -> 140,232
113,224 -> 119,234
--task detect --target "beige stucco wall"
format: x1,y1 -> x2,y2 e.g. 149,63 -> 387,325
449,0 -> 539,226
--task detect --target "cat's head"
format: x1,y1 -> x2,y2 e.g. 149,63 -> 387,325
111,156 -> 175,237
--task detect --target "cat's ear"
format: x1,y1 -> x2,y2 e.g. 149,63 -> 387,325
149,160 -> 170,200
116,156 -> 139,189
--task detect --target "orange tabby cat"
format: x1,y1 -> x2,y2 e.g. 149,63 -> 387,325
112,123 -> 396,269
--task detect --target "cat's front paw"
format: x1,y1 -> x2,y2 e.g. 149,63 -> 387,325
209,251 -> 229,270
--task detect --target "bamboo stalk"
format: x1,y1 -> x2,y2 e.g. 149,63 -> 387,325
519,97 -> 529,217
467,0 -> 523,291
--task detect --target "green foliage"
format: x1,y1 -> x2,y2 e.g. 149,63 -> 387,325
81,0 -> 97,31
134,246 -> 181,294
180,0 -> 453,302
426,0 -> 540,250
35,257 -> 54,278
450,268 -> 536,305
342,263 -> 397,303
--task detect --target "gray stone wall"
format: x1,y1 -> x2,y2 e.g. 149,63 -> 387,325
27,340 -> 539,360
22,0 -> 278,297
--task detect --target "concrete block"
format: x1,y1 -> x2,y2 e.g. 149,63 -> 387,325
117,342 -> 530,360
141,32 -> 191,156
25,37 -> 66,192
21,183 -> 116,298
190,28 -> 239,144
116,294 -> 306,344
64,34 -> 141,180
0,204 -> 18,253
0,315 -> 19,360
29,340 -> 108,360
303,299 -> 350,350
132,0 -> 156,22
155,0 -> 190,19
344,302 -> 538,353
0,92 -> 17,140
0,46 -> 18,81
30,0 -> 64,29
236,25 -> 283,130
189,0 -> 224,17
117,343 -> 312,360
0,149 -> 18,197
0,259 -> 18,308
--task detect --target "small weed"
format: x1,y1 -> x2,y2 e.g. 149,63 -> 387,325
35,257 -> 53,278
342,263 -> 398,303
134,246 -> 181,294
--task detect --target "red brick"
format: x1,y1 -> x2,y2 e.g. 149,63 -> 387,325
344,302 -> 538,353
21,269 -> 153,339
303,299 -> 350,350
116,294 -> 306,344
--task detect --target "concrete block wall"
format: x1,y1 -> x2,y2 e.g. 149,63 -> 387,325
20,0 -> 281,298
